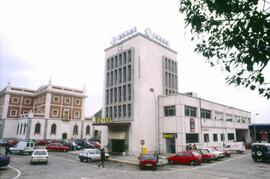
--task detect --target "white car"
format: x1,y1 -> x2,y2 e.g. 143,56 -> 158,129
79,149 -> 109,162
204,148 -> 225,159
225,142 -> 246,153
10,141 -> 35,155
30,149 -> 48,164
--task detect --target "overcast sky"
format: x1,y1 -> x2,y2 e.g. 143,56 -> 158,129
0,0 -> 269,123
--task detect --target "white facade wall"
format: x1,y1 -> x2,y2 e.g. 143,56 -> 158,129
2,119 -> 18,138
159,93 -> 251,154
103,34 -> 177,154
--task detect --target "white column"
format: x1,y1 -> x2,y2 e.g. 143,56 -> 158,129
2,93 -> 10,119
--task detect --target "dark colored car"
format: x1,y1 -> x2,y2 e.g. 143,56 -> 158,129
197,149 -> 215,162
167,150 -> 202,165
75,139 -> 92,148
46,143 -> 70,152
138,154 -> 158,170
63,141 -> 82,150
251,143 -> 270,162
0,153 -> 10,167
0,138 -> 18,147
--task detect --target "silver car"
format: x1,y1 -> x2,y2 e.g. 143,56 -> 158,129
30,149 -> 48,164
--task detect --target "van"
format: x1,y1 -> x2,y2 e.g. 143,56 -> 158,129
9,141 -> 35,155
225,142 -> 246,153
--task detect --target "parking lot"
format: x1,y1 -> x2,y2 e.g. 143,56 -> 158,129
0,150 -> 270,179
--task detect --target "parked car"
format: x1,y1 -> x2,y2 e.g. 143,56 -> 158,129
0,138 -> 18,147
75,139 -> 92,148
35,139 -> 50,146
30,149 -> 48,164
46,143 -> 70,152
197,149 -> 215,162
225,142 -> 246,154
0,153 -> 10,167
138,153 -> 158,170
167,150 -> 202,165
251,143 -> 270,162
88,141 -> 101,149
212,147 -> 231,157
79,149 -> 109,162
204,148 -> 224,160
9,141 -> 35,155
63,141 -> 82,150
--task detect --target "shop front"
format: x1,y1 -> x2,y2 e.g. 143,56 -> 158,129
163,133 -> 177,154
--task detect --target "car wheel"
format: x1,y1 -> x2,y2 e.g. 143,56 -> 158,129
189,161 -> 195,166
257,151 -> 263,157
168,160 -> 172,164
79,158 -> 84,162
19,151 -> 23,155
45,161 -> 48,165
88,158 -> 92,162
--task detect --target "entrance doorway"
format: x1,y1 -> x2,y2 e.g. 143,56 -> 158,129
166,138 -> 176,153
111,139 -> 125,154
62,133 -> 67,140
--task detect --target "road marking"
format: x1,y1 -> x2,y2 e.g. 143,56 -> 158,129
8,165 -> 21,179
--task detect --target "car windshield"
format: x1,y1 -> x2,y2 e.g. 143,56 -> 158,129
34,151 -> 47,155
200,149 -> 210,154
142,154 -> 156,160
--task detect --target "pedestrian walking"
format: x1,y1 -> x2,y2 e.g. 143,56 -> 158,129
98,148 -> 105,168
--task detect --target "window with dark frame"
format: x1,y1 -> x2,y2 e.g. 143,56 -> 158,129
185,106 -> 197,117
86,125 -> 90,135
164,106 -> 176,116
228,133 -> 235,140
34,123 -> 41,134
204,133 -> 209,142
200,109 -> 211,119
186,133 -> 199,143
51,124 -> 56,134
73,125 -> 78,135
213,133 -> 218,141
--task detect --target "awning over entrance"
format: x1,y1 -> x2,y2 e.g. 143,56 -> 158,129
92,122 -> 131,127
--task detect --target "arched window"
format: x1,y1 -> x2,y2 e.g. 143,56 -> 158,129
86,125 -> 90,135
51,123 -> 56,134
16,123 -> 19,134
34,123 -> 41,134
73,124 -> 78,135
23,123 -> 27,134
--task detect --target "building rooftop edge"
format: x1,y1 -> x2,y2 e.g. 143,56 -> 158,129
159,92 -> 251,114
104,32 -> 178,54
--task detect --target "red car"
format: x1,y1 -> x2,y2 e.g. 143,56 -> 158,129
167,150 -> 202,165
46,143 -> 70,152
212,147 -> 231,157
138,154 -> 158,170
197,149 -> 215,162
36,139 -> 50,146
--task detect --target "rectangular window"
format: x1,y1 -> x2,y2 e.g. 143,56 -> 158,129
164,106 -> 176,116
128,104 -> 131,117
128,84 -> 131,100
109,107 -> 113,117
110,89 -> 113,104
24,98 -> 31,105
228,133 -> 235,140
106,73 -> 109,87
128,50 -> 131,62
106,90 -> 109,104
123,52 -> 126,64
123,67 -> 126,82
12,97 -> 19,104
123,85 -> 126,101
225,114 -> 233,122
165,72 -> 168,87
52,109 -> 59,117
106,107 -> 108,117
107,59 -> 110,70
114,56 -> 118,67
114,87 -> 117,103
111,57 -> 114,69
74,111 -> 80,119
242,117 -> 247,123
75,99 -> 81,105
128,65 -> 131,82
201,109 -> 211,119
119,69 -> 122,84
63,109 -> 69,120
64,97 -> 71,104
119,54 -> 122,66
10,110 -> 17,117
221,133 -> 224,141
235,115 -> 241,123
118,106 -> 122,118
110,71 -> 113,86
186,133 -> 199,143
185,106 -> 197,117
123,105 -> 126,117
114,70 -> 117,85
114,106 -> 117,118
53,96 -> 60,103
213,133 -> 218,142
204,134 -> 209,142
118,87 -> 122,102
214,111 -> 223,120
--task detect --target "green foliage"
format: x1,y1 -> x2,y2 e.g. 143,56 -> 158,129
179,0 -> 270,99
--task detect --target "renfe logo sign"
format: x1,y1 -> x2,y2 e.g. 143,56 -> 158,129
144,28 -> 169,46
111,27 -> 137,45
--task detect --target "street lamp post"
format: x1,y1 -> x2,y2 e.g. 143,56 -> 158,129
149,88 -> 159,154
253,113 -> 259,142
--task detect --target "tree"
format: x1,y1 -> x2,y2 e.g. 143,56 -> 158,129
179,0 -> 270,99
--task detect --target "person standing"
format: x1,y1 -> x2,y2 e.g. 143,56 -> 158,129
98,148 -> 105,168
